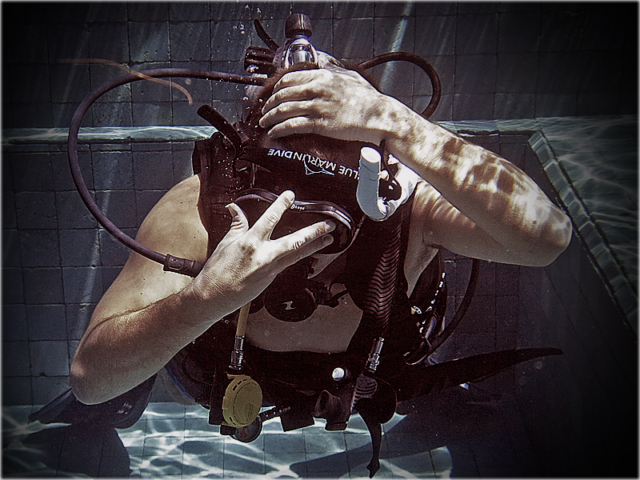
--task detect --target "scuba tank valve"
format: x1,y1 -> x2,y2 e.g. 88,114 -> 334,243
274,13 -> 319,69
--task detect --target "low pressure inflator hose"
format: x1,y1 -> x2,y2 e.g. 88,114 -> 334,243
222,302 -> 263,428
357,147 -> 420,221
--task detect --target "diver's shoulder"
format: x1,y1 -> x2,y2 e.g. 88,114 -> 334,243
135,174 -> 207,256
167,174 -> 201,201
149,175 -> 201,216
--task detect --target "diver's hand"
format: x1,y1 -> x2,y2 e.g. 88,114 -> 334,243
259,67 -> 405,144
188,190 -> 335,315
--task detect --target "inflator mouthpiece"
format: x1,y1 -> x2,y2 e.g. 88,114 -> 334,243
357,147 -> 420,221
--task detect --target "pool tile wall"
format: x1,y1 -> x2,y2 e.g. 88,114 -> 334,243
3,2 -> 637,129
3,138 -> 195,405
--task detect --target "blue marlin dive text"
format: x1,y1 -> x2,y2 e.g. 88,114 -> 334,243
267,148 -> 360,181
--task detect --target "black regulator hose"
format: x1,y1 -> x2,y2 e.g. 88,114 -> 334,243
68,54 -> 441,278
427,257 -> 481,357
67,68 -> 265,277
359,52 -> 441,120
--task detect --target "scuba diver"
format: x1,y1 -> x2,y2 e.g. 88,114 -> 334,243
33,14 -> 572,477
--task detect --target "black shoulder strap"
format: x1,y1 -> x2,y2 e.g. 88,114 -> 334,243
343,196 -> 414,363
193,133 -> 251,256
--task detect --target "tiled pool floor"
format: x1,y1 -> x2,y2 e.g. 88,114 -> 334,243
4,383 -> 542,478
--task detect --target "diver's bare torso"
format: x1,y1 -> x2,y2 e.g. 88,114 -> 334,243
135,174 -> 438,354
245,221 -> 438,353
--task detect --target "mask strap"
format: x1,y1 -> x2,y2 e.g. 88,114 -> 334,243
197,104 -> 244,154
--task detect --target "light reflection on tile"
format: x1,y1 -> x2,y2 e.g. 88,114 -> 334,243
502,116 -> 637,331
3,406 -> 453,478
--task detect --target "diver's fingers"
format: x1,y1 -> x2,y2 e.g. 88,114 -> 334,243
259,99 -> 320,132
213,202 -> 250,251
271,221 -> 336,266
264,115 -> 321,140
278,235 -> 335,271
225,203 -> 249,237
250,190 -> 295,239
271,69 -> 319,94
261,84 -> 314,116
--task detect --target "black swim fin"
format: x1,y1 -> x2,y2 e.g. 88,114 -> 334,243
29,375 -> 156,430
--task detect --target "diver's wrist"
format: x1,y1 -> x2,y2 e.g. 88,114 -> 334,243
380,97 -> 431,163
364,94 -> 408,147
178,279 -> 229,329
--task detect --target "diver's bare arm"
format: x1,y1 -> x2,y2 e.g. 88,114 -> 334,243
70,276 -> 222,405
259,68 -> 571,266
381,101 -> 571,265
71,190 -> 336,405
70,176 -> 210,404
